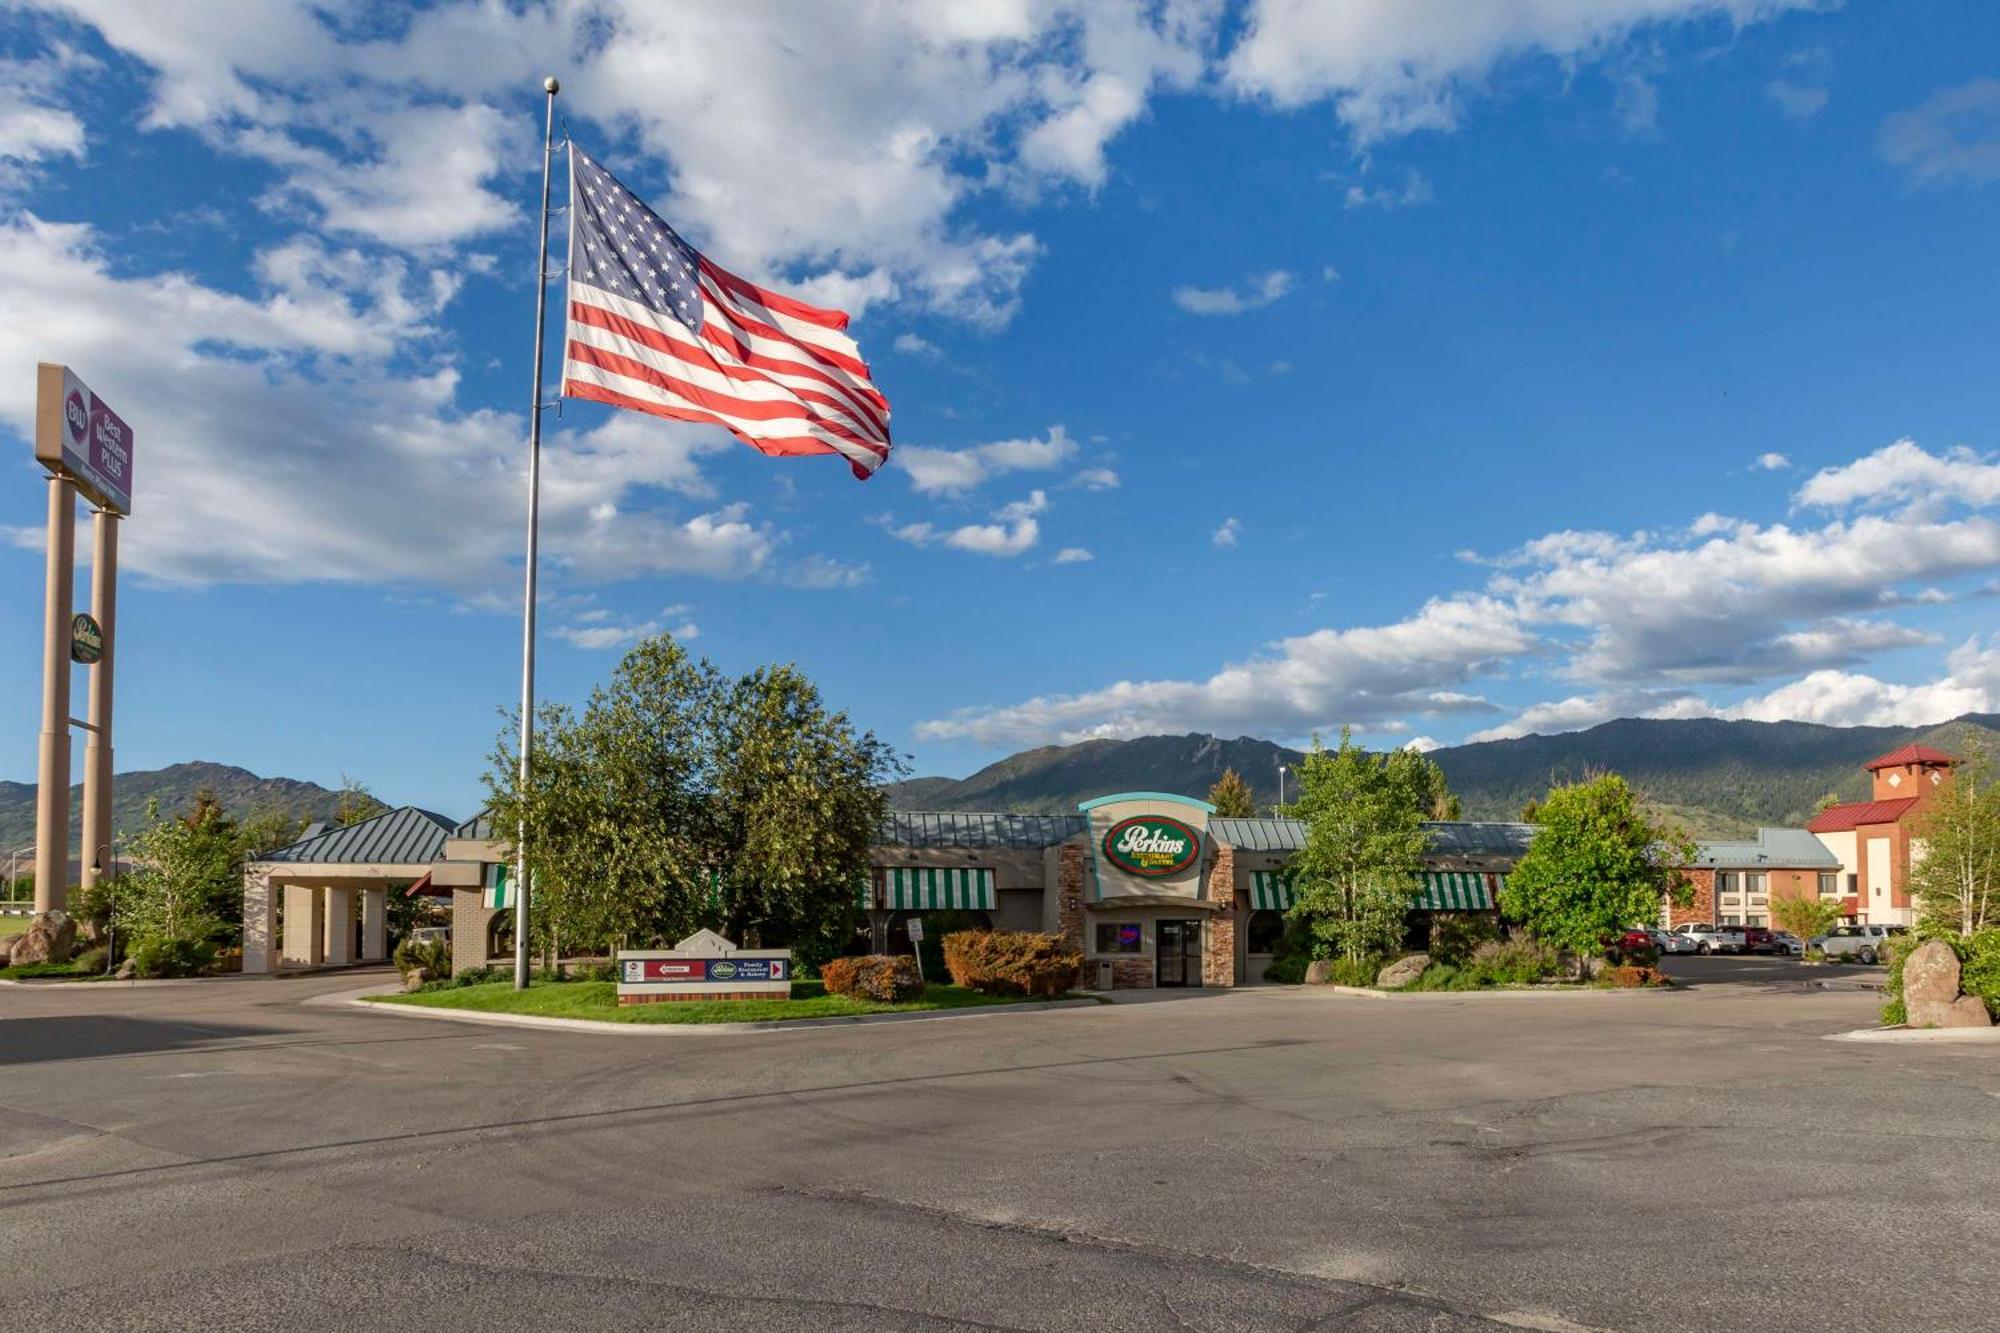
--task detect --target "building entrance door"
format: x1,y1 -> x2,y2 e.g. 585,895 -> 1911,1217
1156,919 -> 1201,988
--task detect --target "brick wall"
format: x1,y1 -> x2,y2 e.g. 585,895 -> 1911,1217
1670,869 -> 1716,927
1056,843 -> 1086,952
1111,958 -> 1154,989
1203,845 -> 1237,987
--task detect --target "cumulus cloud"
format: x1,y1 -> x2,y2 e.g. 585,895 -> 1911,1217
1880,78 -> 2000,186
1796,439 -> 2000,512
1068,467 -> 1121,491
1754,452 -> 1792,471
1223,0 -> 1815,144
1717,636 -> 2000,727
917,596 -> 1527,746
1343,170 -> 1433,210
895,426 -> 1080,496
893,332 -> 942,359
1213,517 -> 1243,548
1053,546 -> 1093,564
887,491 -> 1045,559
555,612 -> 700,651
1172,269 -> 1293,315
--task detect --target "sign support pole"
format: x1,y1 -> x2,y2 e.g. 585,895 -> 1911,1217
514,75 -> 560,990
34,476 -> 74,915
79,509 -> 118,890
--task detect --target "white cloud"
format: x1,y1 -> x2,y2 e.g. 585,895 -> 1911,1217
1223,0 -> 1814,144
0,50 -> 91,187
38,0 -> 1223,322
1403,736 -> 1443,753
1053,546 -> 1093,564
1718,637 -> 2000,727
893,332 -> 943,359
1173,269 -> 1293,315
1069,467 -> 1121,491
1343,170 -> 1434,210
1213,517 -> 1242,548
0,213 -> 819,592
895,425 -> 1079,496
1766,79 -> 1828,121
887,490 -> 1046,559
1321,264 -> 1342,282
1880,78 -> 2000,186
917,595 -> 1528,745
1754,452 -> 1792,471
1796,439 -> 2000,512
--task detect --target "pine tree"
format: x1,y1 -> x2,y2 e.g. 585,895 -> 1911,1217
1206,768 -> 1256,818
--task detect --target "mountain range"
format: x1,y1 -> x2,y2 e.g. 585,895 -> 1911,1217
888,713 -> 2000,837
0,762 -> 349,856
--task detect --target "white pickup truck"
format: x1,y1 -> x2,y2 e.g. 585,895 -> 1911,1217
1673,923 -> 1745,955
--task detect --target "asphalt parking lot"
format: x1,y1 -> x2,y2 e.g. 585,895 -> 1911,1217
2,968 -> 1995,1332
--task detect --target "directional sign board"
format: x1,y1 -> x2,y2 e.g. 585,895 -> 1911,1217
616,930 -> 793,1004
36,364 -> 132,515
906,917 -> 924,942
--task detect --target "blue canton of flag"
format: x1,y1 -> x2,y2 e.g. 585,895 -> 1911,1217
571,152 -> 704,334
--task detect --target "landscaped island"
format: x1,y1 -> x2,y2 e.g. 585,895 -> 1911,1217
368,977 -> 1066,1025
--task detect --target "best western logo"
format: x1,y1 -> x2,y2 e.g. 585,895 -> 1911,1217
1102,815 -> 1200,878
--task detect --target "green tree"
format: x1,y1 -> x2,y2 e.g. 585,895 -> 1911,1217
486,636 -> 900,967
1909,744 -> 2000,938
334,775 -> 389,826
1206,768 -> 1256,818
1770,888 -> 1843,949
120,797 -> 241,952
1503,774 -> 1695,957
1287,728 -> 1431,964
1386,747 -> 1461,821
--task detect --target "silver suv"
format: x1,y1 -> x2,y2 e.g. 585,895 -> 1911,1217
1674,923 -> 1745,955
1812,923 -> 1904,964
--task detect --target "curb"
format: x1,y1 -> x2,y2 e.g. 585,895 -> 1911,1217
1827,1024 -> 2000,1044
1295,983 -> 1671,1000
328,986 -> 1101,1035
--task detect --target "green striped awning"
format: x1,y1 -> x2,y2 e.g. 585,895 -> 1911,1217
885,866 -> 995,910
1249,871 -> 1295,911
484,863 -> 520,910
1416,871 -> 1502,911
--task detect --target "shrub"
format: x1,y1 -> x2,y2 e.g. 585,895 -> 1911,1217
1427,913 -> 1498,967
1598,965 -> 1671,988
393,936 -> 452,981
1324,956 -> 1385,987
1401,962 -> 1468,991
71,945 -> 107,974
1960,929 -> 2000,1019
1263,953 -> 1308,984
1462,937 -> 1561,987
129,935 -> 216,979
942,930 -> 1081,996
570,957 -> 619,983
1880,933 -> 1922,1025
821,954 -> 923,1002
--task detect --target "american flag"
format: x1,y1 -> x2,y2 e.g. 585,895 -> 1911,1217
561,147 -> 891,479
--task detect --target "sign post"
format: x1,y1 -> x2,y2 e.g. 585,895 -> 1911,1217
31,363 -> 131,915
906,916 -> 925,983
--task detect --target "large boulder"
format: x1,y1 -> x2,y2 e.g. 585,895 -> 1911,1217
0,932 -> 17,965
1376,954 -> 1432,988
1903,939 -> 1964,1028
1939,995 -> 1993,1029
9,911 -> 77,966
1302,960 -> 1336,986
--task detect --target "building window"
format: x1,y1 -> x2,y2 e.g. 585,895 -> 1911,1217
1846,873 -> 1858,893
1717,871 -> 1737,894
1819,872 -> 1838,896
1746,872 -> 1767,894
1095,922 -> 1143,954
1722,915 -> 1742,926
1245,910 -> 1285,955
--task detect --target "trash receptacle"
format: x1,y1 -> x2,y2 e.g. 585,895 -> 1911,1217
1094,958 -> 1115,990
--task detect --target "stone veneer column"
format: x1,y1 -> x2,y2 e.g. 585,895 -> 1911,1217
1204,844 -> 1238,987
241,868 -> 275,974
1056,843 -> 1086,982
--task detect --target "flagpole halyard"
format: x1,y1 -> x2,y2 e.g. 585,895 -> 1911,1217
515,75 -> 560,991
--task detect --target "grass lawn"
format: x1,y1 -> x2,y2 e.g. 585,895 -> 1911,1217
0,916 -> 28,937
368,977 -> 1068,1024
0,961 -> 112,981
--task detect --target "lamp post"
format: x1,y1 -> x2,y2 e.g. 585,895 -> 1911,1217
1277,764 -> 1288,814
90,841 -> 117,974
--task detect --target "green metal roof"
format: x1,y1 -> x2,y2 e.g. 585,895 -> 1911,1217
1691,827 -> 1839,870
1209,818 -> 1537,857
258,806 -> 458,866
880,812 -> 1088,849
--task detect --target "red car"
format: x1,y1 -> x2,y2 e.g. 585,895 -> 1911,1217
1740,926 -> 1777,955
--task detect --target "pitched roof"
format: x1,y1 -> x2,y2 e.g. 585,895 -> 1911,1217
1207,817 -> 1537,858
257,806 -> 458,865
1806,797 -> 1920,833
1863,743 -> 1956,771
879,812 -> 1089,850
1690,827 -> 1840,869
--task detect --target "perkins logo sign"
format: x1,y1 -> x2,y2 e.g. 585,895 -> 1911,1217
1102,815 -> 1200,878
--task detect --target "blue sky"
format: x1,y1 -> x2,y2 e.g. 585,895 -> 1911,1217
3,1 -> 2000,820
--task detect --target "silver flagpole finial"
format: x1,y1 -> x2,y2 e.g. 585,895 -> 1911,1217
544,76 -> 560,94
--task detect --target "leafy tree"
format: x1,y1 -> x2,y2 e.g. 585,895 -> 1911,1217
1206,768 -> 1256,818
486,636 -> 900,967
1909,744 -> 2000,938
236,807 -> 310,861
334,775 -> 389,827
1288,728 -> 1431,964
1770,887 -> 1843,948
1387,748 -> 1461,821
1503,774 -> 1695,957
119,797 -> 241,954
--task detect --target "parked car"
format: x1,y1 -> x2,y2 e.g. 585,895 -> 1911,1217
1812,923 -> 1905,964
1771,931 -> 1805,956
1651,928 -> 1698,955
1674,923 -> 1745,955
1614,928 -> 1657,956
1740,925 -> 1778,955
407,926 -> 451,947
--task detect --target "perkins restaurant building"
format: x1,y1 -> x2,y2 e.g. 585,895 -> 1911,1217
245,790 -> 1534,989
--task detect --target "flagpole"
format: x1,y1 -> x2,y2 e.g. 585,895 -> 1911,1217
515,75 -> 559,991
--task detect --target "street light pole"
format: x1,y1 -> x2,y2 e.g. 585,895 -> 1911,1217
1277,764 -> 1288,814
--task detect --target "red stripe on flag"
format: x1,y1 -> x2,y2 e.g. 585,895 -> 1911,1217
699,257 -> 849,331
563,377 -> 881,479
